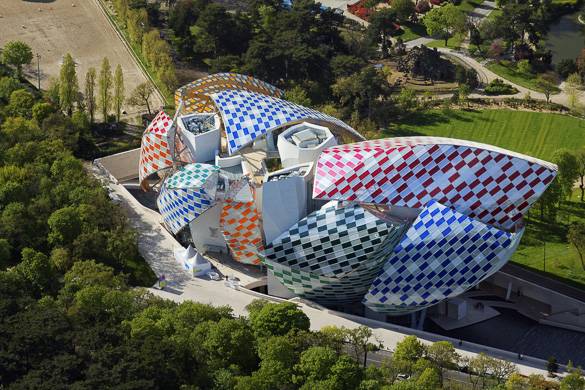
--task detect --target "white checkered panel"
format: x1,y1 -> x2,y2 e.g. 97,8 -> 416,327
313,137 -> 557,231
263,204 -> 408,304
264,204 -> 407,278
210,90 -> 359,154
363,200 -> 524,315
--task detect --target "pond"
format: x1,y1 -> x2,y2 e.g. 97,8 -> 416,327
545,8 -> 585,64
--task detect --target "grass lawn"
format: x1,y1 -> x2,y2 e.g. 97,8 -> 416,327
383,109 -> 585,162
513,200 -> 585,291
487,62 -> 561,94
458,0 -> 484,13
426,34 -> 465,49
396,22 -> 427,42
384,108 -> 585,289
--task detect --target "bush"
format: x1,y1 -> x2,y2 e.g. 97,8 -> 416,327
484,78 -> 518,95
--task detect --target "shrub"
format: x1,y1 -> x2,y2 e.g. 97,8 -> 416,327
484,78 -> 518,95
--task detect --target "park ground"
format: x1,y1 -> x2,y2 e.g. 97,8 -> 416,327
385,108 -> 585,289
0,0 -> 163,116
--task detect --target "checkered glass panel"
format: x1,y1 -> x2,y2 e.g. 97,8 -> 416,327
210,90 -> 357,155
313,137 -> 557,231
139,111 -> 174,184
157,185 -> 214,234
176,73 -> 283,114
264,204 -> 407,278
363,200 -> 524,315
220,200 -> 264,265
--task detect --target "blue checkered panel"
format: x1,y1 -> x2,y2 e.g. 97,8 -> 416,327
157,184 -> 214,234
364,200 -> 524,315
210,90 -> 358,154
264,204 -> 408,304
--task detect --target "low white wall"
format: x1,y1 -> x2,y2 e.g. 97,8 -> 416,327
94,148 -> 140,182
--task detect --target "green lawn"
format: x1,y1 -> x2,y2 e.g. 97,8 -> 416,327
487,62 -> 561,94
426,34 -> 465,49
384,108 -> 585,289
396,22 -> 427,42
458,0 -> 485,13
383,109 -> 585,162
513,200 -> 585,291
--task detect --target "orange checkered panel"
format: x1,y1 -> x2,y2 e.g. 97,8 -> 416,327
139,111 -> 174,185
175,73 -> 283,115
220,200 -> 264,265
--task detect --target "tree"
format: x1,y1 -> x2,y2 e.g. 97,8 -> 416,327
98,58 -> 113,121
488,38 -> 505,61
344,326 -> 381,368
7,89 -> 35,118
2,41 -> 33,78
426,341 -> 459,385
568,222 -> 585,270
59,54 -> 79,117
284,85 -> 311,107
423,4 -> 466,47
469,25 -> 482,50
0,76 -> 22,102
47,206 -> 82,247
553,149 -> 579,199
127,8 -> 149,45
248,301 -> 310,338
113,65 -> 125,122
393,336 -> 426,376
565,73 -> 582,110
293,346 -> 338,385
517,59 -> 532,75
506,372 -> 527,390
15,248 -> 56,295
32,102 -> 56,125
0,238 -> 12,269
127,82 -> 155,114
392,0 -> 415,22
547,356 -> 558,377
85,68 -> 97,123
415,367 -> 441,390
367,9 -> 398,58
561,364 -> 585,390
458,84 -> 471,107
537,72 -> 559,104
575,150 -> 585,203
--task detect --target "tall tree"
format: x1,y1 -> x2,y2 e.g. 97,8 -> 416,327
565,73 -> 582,110
366,9 -> 398,59
98,58 -> 113,121
423,4 -> 466,47
553,149 -> 579,199
85,68 -> 97,124
113,65 -> 125,122
568,222 -> 585,271
59,54 -> 79,117
127,82 -> 155,114
2,41 -> 33,79
537,72 -> 559,104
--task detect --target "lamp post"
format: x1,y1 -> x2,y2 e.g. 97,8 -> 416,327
543,240 -> 546,272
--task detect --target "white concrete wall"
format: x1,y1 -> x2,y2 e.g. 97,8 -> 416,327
94,148 -> 140,182
189,203 -> 227,253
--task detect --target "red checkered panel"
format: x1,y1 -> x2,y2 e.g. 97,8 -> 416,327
139,111 -> 174,185
313,137 -> 558,231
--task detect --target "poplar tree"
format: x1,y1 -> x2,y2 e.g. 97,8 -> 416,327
113,65 -> 125,122
85,68 -> 97,123
59,53 -> 79,117
98,58 -> 113,121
